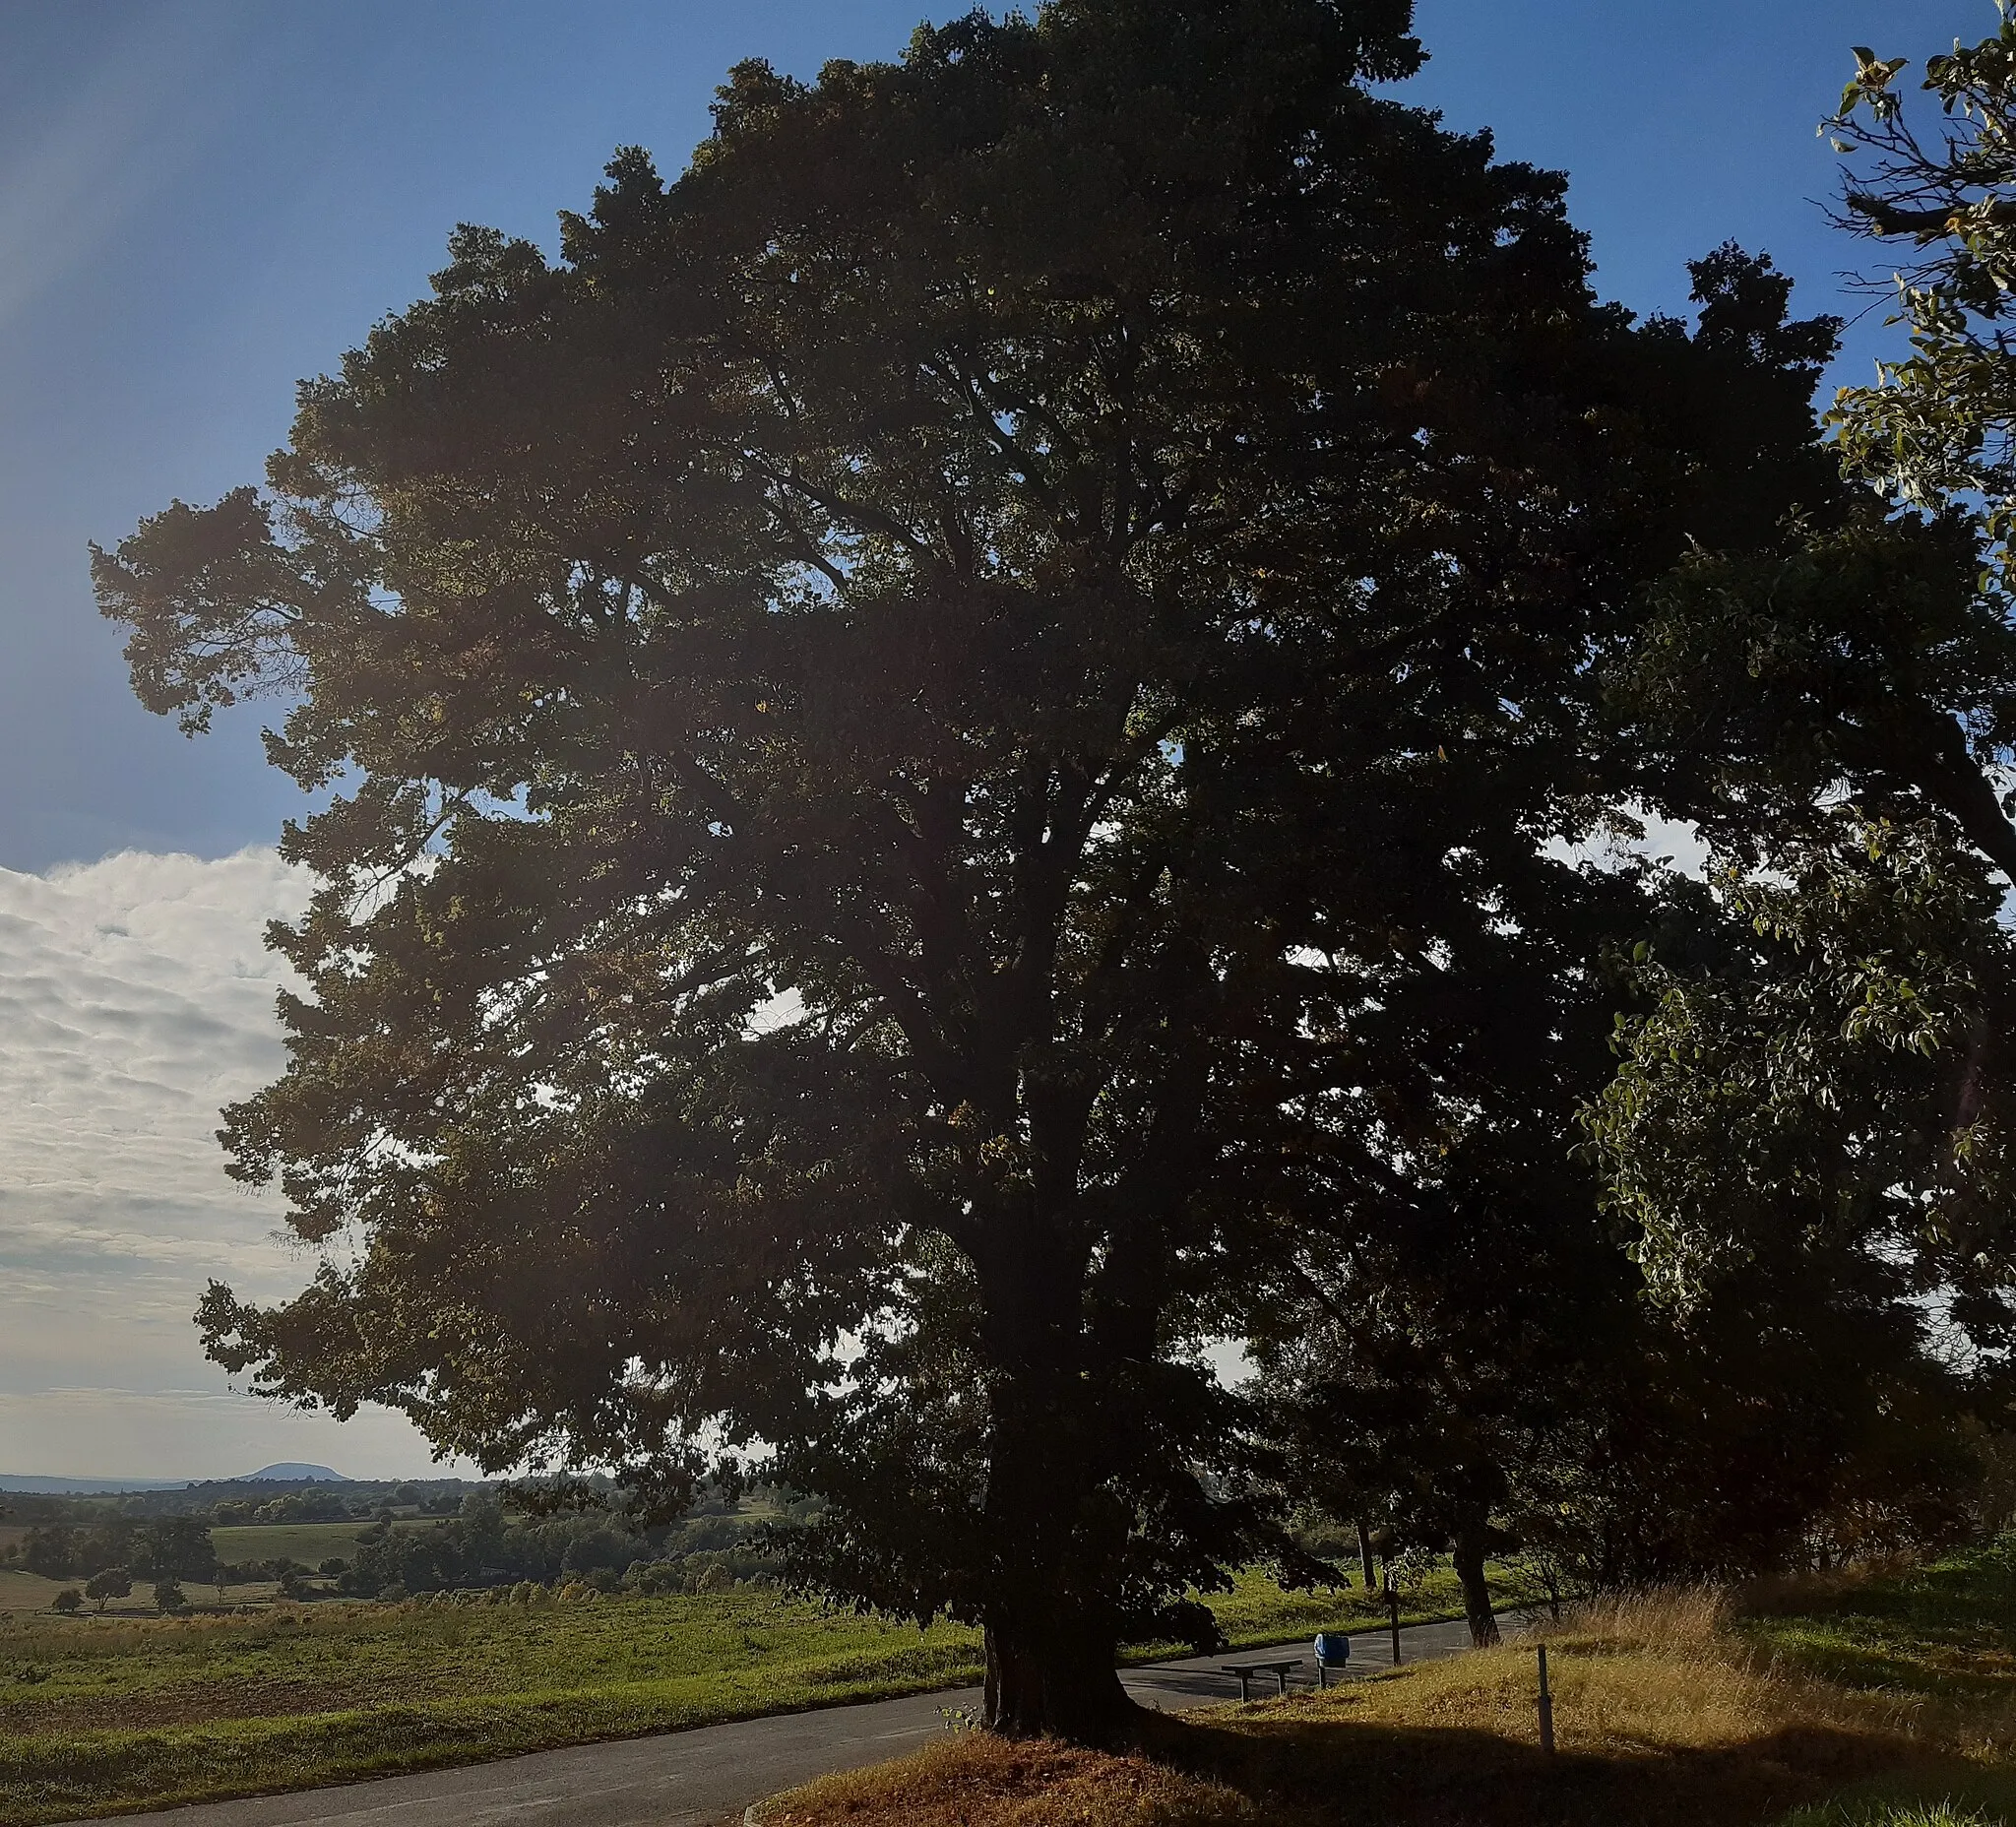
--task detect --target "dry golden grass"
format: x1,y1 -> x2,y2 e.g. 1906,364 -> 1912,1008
753,1585 -> 1995,1827
754,1734 -> 1258,1827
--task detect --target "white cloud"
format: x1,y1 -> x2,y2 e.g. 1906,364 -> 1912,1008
0,849 -> 457,1480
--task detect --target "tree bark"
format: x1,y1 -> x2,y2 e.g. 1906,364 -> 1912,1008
982,1614 -> 1132,1740
1356,1519 -> 1376,1592
975,1244 -> 1135,1743
976,1471 -> 1134,1740
1452,1522 -> 1501,1648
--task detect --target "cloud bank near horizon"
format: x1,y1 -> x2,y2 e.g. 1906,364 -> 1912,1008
0,848 -> 458,1480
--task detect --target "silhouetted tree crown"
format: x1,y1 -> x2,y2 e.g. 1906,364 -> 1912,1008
94,0 -> 1955,1736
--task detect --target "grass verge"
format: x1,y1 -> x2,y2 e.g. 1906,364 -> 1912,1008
754,1547 -> 2016,1827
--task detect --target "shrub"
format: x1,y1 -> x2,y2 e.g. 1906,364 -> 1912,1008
153,1579 -> 186,1613
51,1590 -> 80,1614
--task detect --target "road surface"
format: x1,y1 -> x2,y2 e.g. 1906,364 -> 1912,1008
83,1617 -> 1488,1827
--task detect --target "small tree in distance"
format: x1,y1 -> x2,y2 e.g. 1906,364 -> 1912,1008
142,1515 -> 218,1591
51,1589 -> 80,1616
83,1568 -> 130,1614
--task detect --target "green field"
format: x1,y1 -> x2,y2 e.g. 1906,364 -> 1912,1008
1746,1536 -> 2016,1705
210,1518 -> 427,1568
0,1564 -> 1519,1823
0,1572 -> 81,1616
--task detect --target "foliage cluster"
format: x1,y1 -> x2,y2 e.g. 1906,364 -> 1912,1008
1239,0 -> 2016,1651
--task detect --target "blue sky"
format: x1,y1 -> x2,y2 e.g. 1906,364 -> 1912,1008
0,0 -> 1990,1478
0,0 -> 1987,872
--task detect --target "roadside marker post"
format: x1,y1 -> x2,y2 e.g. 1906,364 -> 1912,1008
1385,1576 -> 1401,1665
1536,1643 -> 1555,1754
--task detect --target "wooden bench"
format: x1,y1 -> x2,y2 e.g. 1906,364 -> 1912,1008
1219,1657 -> 1302,1700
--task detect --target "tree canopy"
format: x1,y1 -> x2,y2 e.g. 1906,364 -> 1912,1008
94,0 -> 2016,1738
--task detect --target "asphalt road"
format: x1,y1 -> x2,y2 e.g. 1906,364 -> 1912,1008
83,1617 -> 1488,1827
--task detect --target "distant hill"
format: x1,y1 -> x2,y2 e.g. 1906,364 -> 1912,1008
0,1474 -> 188,1493
0,1462 -> 351,1494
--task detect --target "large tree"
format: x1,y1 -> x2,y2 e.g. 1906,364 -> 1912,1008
1588,9 -> 2016,1331
1248,198 -> 2016,1609
1638,6 -> 2016,891
95,0 -> 1861,1735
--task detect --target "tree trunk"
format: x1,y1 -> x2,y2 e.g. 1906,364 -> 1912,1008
975,1255 -> 1135,1743
1452,1522 -> 1501,1648
977,1488 -> 1134,1740
1356,1519 -> 1376,1592
982,1612 -> 1132,1740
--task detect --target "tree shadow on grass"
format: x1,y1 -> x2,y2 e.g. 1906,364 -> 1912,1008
1134,1706 -> 1946,1826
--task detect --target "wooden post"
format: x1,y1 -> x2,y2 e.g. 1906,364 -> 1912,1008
1536,1643 -> 1555,1754
1386,1579 -> 1401,1665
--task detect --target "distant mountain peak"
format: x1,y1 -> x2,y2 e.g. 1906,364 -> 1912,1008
238,1462 -> 346,1482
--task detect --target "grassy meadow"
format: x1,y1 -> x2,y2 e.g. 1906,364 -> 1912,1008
207,1518 -> 422,1568
0,1562 -> 1514,1823
756,1541 -> 2016,1827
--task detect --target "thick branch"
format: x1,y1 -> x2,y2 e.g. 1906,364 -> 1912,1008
1845,190 -> 2016,242
1831,701 -> 2016,885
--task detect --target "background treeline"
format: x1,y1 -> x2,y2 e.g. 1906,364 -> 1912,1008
10,1514 -> 221,1587
337,1489 -> 821,1600
2,1482 -> 818,1603
0,1478 -> 474,1528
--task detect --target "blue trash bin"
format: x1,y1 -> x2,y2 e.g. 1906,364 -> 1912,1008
1314,1631 -> 1351,1687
